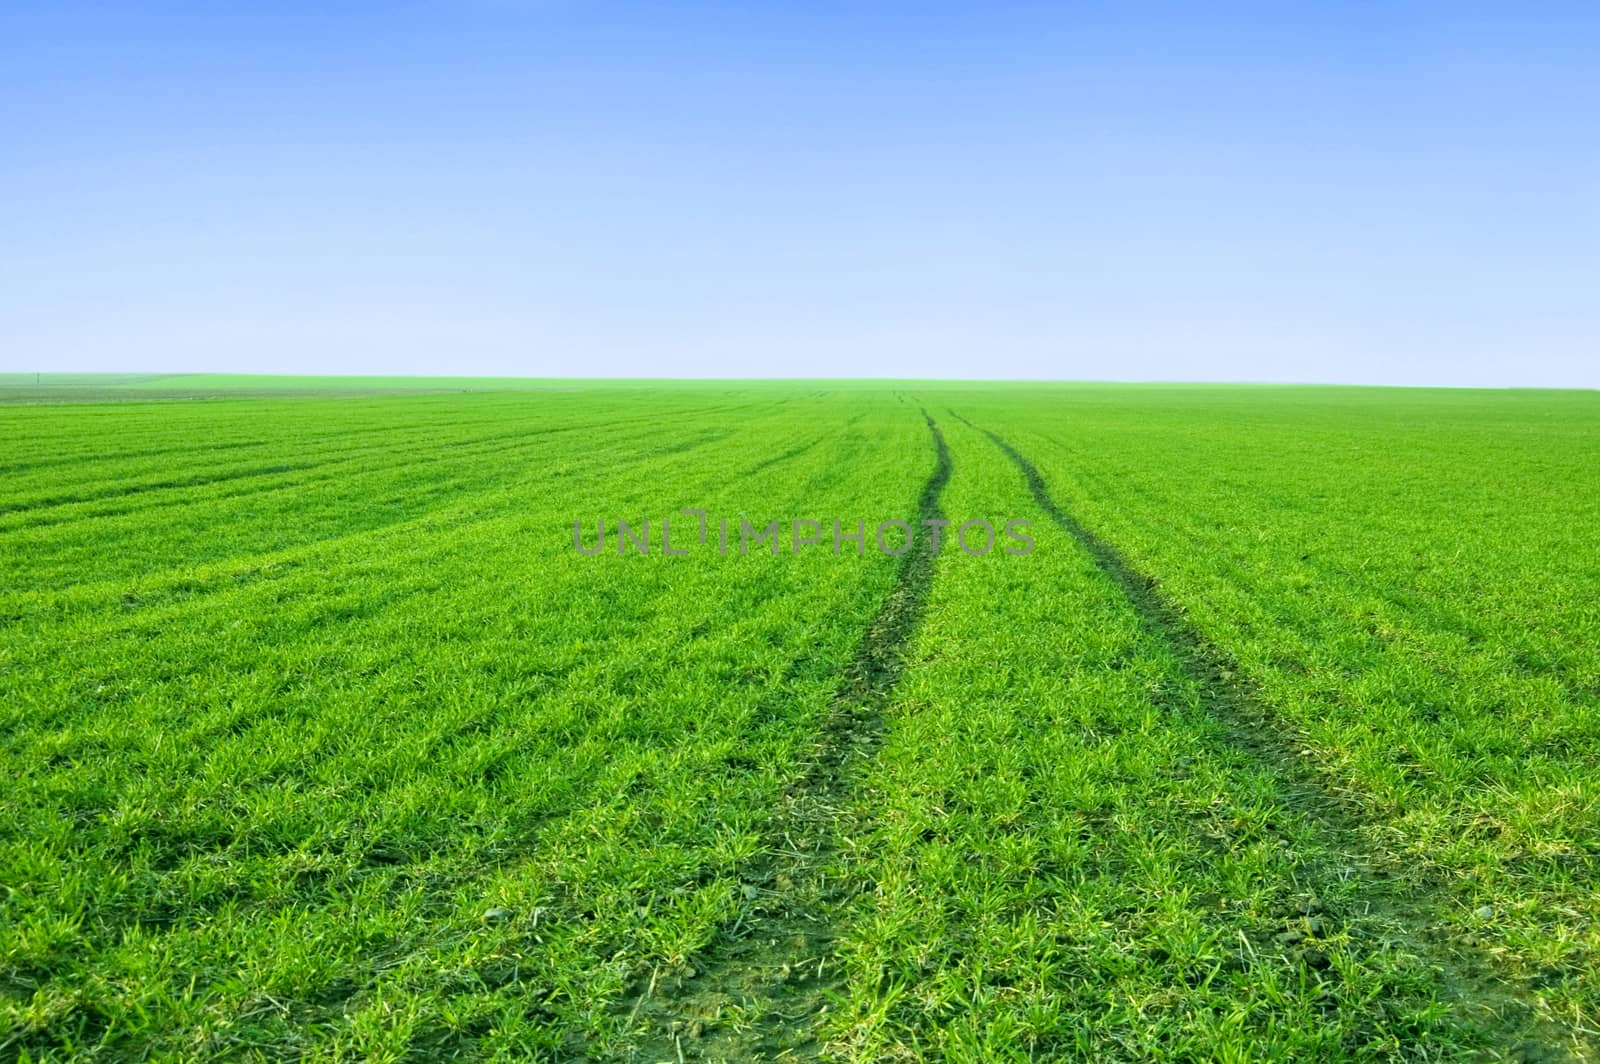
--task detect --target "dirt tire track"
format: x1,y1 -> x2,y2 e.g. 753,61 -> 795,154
971,419 -> 1589,1062
613,413 -> 951,1063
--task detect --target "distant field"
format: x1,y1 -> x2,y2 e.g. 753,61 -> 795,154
2,379 -> 1597,1061
0,373 -> 587,404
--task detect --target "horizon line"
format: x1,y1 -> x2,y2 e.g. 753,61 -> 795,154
2,371 -> 1596,393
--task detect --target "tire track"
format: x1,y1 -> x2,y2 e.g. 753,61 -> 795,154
741,438 -> 821,478
615,413 -> 951,1063
974,421 -> 1589,1062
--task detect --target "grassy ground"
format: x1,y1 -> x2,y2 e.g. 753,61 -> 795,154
1,379 -> 1595,1060
948,387 -> 1600,1045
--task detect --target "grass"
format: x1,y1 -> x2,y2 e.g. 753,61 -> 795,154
1,378 -> 1596,1060
948,387 -> 1600,1044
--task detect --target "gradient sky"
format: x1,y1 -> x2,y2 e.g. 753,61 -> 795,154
3,2 -> 1596,385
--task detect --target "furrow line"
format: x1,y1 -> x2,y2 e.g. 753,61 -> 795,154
615,413 -> 951,1062
976,424 -> 1589,1061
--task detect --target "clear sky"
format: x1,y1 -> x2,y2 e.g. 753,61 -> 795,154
3,2 -> 1596,386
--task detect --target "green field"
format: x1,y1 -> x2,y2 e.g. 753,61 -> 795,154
2,378 -> 1597,1061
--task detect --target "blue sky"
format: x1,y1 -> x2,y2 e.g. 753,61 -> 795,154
3,2 -> 1596,385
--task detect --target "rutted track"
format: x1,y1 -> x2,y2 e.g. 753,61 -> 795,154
614,414 -> 952,1062
973,422 -> 1589,1062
